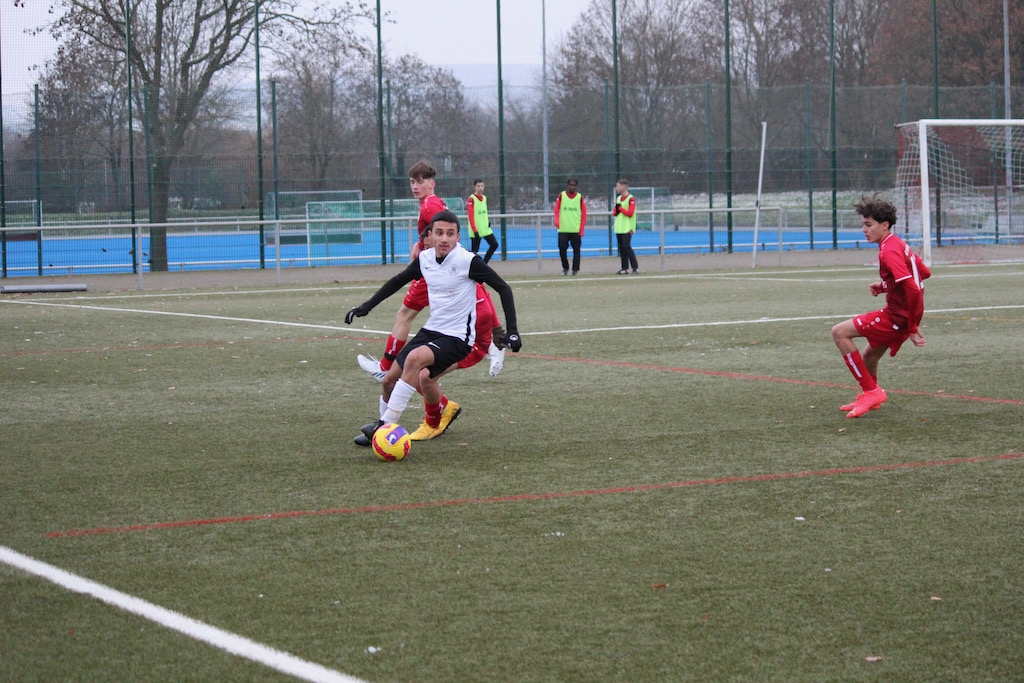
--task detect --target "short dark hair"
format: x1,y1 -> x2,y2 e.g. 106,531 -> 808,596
408,160 -> 436,180
616,178 -> 629,186
567,178 -> 578,186
473,179 -> 484,185
855,193 -> 897,228
429,209 -> 460,231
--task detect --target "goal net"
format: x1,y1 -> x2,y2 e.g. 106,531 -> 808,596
1,200 -> 43,227
895,119 -> 1024,265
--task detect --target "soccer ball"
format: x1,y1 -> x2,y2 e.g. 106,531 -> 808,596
371,423 -> 411,461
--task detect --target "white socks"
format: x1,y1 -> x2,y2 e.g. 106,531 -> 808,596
382,379 -> 416,424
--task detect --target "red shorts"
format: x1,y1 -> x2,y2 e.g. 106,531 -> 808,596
458,345 -> 487,369
853,309 -> 912,357
402,278 -> 429,311
456,287 -> 498,370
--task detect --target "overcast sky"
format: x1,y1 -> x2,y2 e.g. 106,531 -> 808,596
2,0 -> 594,95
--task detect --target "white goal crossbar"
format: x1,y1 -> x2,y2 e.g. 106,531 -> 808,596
897,119 -> 1024,265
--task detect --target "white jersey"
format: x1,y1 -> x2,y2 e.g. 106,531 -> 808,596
418,242 -> 478,346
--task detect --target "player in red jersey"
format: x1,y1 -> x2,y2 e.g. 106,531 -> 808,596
357,160 -> 448,380
357,159 -> 507,382
831,194 -> 931,418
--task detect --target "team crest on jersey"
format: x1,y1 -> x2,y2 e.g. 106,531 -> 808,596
449,266 -> 458,275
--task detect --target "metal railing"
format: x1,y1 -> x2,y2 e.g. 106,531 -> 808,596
1,207 -> 879,282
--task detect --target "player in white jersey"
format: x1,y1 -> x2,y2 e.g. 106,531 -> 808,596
345,210 -> 522,445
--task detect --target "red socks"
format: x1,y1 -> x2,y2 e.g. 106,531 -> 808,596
843,351 -> 878,392
380,336 -> 406,371
424,395 -> 448,429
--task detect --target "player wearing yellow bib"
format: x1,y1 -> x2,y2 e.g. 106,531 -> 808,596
613,178 -> 639,274
467,179 -> 498,264
553,178 -> 587,275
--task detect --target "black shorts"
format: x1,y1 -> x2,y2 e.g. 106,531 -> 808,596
396,328 -> 472,378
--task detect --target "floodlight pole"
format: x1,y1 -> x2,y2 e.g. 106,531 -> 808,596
612,0 -> 620,183
1004,0 -> 1013,233
829,0 -> 837,250
33,86 -> 42,275
542,0 -> 549,210
0,30 -> 6,276
255,0 -> 265,267
724,0 -> 733,253
272,80 -> 281,283
931,0 -> 940,117
0,31 -> 6,242
376,0 -> 387,265
497,0 -> 508,260
125,0 -> 139,279
931,0 -> 943,245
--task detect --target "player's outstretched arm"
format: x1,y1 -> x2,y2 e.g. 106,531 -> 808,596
344,261 -> 421,324
469,258 -> 521,352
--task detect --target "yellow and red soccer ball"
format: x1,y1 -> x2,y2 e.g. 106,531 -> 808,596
371,423 -> 411,461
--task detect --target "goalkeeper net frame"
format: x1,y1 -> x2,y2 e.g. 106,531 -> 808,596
894,119 -> 1024,265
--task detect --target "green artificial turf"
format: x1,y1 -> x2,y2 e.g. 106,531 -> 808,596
2,263 -> 1022,682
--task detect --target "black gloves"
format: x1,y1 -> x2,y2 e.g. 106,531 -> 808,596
492,325 -> 521,352
491,325 -> 508,349
612,205 -> 620,216
345,305 -> 369,324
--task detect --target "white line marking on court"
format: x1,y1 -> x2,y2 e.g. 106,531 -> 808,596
531,304 -> 1024,335
0,300 -> 376,334
2,299 -> 1023,338
58,284 -> 380,301
4,258 -> 1021,304
0,546 -> 368,683
7,262 -> 1024,303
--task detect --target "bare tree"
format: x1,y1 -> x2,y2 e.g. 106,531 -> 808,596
33,39 -> 129,214
272,41 -> 363,191
45,0 -> 370,270
727,0 -> 814,88
831,0 -> 898,88
344,54 -> 482,186
548,0 -> 720,185
866,0 -> 1024,88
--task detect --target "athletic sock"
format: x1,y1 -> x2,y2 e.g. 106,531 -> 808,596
424,395 -> 448,428
380,336 -> 406,371
843,351 -> 878,392
379,396 -> 388,420
382,379 -> 416,424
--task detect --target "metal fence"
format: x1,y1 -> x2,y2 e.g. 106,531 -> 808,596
3,81 -> 1022,216
4,75 -> 1024,280
1,205 -> 888,279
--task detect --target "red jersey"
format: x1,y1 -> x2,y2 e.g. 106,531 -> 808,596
877,233 -> 930,333
418,195 -> 448,234
415,194 -> 448,252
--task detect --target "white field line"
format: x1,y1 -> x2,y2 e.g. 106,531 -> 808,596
1,300 -> 363,333
24,268 -> 881,301
523,304 -> 1024,336
22,263 -> 1024,302
0,546 -> 368,683
3,298 -> 1024,338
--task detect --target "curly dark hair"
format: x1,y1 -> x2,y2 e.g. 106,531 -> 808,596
408,160 -> 437,181
855,193 -> 897,227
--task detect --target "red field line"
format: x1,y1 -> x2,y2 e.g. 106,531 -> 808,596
0,335 -> 357,358
524,354 -> 1024,406
6,342 -> 1021,407
46,453 -> 1022,538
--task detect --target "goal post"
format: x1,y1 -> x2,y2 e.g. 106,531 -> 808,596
895,119 -> 1024,265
